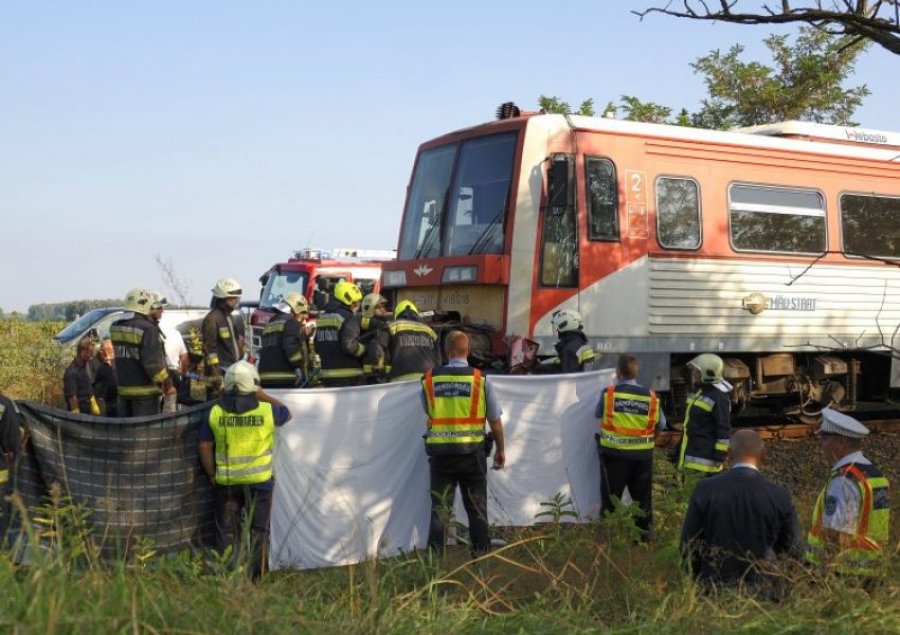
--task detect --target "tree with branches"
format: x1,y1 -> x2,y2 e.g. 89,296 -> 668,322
635,1 -> 900,55
541,26 -> 868,128
154,254 -> 193,308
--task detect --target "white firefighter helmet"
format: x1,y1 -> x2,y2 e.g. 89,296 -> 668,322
150,291 -> 168,311
223,360 -> 260,394
551,308 -> 583,334
687,353 -> 724,383
361,293 -> 388,318
279,291 -> 309,315
211,278 -> 242,299
124,288 -> 153,315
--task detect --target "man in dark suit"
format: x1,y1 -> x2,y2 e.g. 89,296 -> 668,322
680,429 -> 803,592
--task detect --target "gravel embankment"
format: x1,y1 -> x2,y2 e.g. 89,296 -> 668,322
762,433 -> 899,519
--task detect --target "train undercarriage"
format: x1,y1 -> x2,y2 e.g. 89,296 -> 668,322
668,350 -> 898,423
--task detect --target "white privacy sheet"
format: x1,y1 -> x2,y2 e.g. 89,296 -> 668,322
269,368 -> 615,569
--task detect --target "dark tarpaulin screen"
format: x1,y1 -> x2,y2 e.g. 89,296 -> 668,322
13,401 -> 215,558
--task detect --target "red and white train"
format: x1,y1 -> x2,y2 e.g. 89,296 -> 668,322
381,105 -> 900,416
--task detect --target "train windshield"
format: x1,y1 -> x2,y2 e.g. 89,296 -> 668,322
398,132 -> 517,259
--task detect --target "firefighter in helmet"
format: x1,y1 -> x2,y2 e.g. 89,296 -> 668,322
198,360 -> 292,580
678,353 -> 732,477
258,292 -> 314,388
357,292 -> 392,380
537,309 -> 595,373
109,287 -> 173,417
201,278 -> 245,396
375,299 -> 440,382
314,280 -> 367,386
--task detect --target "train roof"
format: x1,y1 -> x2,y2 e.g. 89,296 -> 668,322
429,111 -> 900,164
736,120 -> 900,149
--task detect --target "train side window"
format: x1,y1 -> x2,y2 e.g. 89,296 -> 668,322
728,183 -> 826,254
840,193 -> 900,259
540,154 -> 578,287
585,157 -> 619,241
656,177 -> 701,249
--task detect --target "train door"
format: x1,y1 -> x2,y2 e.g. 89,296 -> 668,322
533,144 -> 633,340
578,133 -> 654,350
532,153 -> 579,348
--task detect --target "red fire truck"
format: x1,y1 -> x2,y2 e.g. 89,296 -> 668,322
249,248 -> 395,352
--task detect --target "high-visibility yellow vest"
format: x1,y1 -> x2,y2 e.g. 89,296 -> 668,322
208,401 -> 275,486
598,384 -> 659,452
422,366 -> 487,456
806,462 -> 890,576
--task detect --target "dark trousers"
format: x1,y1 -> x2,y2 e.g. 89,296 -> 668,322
600,453 -> 654,539
428,450 -> 490,554
214,485 -> 273,580
116,395 -> 160,418
0,479 -> 12,546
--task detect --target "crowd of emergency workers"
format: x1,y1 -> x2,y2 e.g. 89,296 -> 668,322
0,277 -> 891,588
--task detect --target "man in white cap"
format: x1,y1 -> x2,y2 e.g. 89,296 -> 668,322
806,408 -> 890,580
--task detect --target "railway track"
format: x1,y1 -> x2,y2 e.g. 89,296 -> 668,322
656,418 -> 900,449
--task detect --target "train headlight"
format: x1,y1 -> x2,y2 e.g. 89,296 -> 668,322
382,270 -> 407,288
442,266 -> 477,283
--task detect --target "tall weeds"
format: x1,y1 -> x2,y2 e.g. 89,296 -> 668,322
0,319 -> 68,404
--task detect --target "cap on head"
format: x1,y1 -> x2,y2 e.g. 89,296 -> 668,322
361,293 -> 387,318
124,288 -> 153,315
551,308 -> 583,334
394,299 -> 419,319
223,361 -> 260,394
818,408 -> 869,439
334,281 -> 363,307
279,291 -> 309,315
212,278 -> 242,299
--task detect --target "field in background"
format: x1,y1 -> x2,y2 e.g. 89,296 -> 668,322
0,320 -> 67,406
0,320 -> 897,632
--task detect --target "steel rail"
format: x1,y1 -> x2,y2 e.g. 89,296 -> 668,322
655,419 -> 900,449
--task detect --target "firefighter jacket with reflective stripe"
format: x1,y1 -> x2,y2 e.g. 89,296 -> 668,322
422,366 -> 487,456
598,383 -> 659,457
556,330 -> 595,373
806,462 -> 890,575
378,317 -> 440,382
359,315 -> 389,373
678,385 -> 731,474
110,315 -> 170,398
258,314 -> 311,387
315,301 -> 364,381
208,401 -> 275,486
202,305 -> 243,374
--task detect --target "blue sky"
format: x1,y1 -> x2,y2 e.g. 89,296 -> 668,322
1,1 -> 896,311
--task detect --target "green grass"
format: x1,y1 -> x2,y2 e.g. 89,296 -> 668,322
0,525 -> 896,634
0,468 -> 896,635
